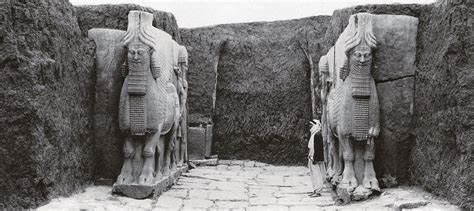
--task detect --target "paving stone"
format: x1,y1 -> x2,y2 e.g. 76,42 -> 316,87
228,165 -> 243,171
276,196 -> 307,205
279,186 -> 313,194
247,205 -> 290,211
230,160 -> 245,165
119,198 -> 153,210
38,161 -> 461,211
217,164 -> 229,171
275,192 -> 308,199
175,182 -> 217,190
218,160 -> 232,165
257,174 -> 284,180
189,189 -> 210,199
254,161 -> 270,167
289,205 -> 326,211
152,207 -> 181,211
180,177 -> 214,184
214,201 -> 250,208
229,178 -> 253,184
258,179 -> 287,187
160,188 -> 188,198
246,180 -> 260,186
219,170 -> 239,176
249,185 -> 280,191
209,190 -> 248,201
210,208 -> 246,211
194,174 -> 230,182
299,196 -> 334,206
211,181 -> 247,191
181,207 -> 207,211
154,196 -> 182,208
183,199 -> 214,208
244,160 -> 256,167
238,171 -> 260,178
249,196 -> 277,205
242,167 -> 263,173
249,188 -> 277,197
264,166 -> 289,171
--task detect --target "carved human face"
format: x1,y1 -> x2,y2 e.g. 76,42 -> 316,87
350,46 -> 372,65
127,43 -> 150,64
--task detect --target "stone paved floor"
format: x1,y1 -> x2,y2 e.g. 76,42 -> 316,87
39,160 -> 460,211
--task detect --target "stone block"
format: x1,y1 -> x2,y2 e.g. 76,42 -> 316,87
155,196 -> 183,208
249,196 -> 277,205
214,201 -> 250,209
189,189 -> 210,199
188,126 -> 207,160
183,199 -> 214,209
209,190 -> 248,201
247,205 -> 289,211
112,166 -> 187,199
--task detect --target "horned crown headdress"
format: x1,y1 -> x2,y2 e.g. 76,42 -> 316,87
121,11 -> 164,79
343,13 -> 378,55
121,11 -> 157,50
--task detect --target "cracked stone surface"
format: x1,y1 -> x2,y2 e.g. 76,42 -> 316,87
39,160 -> 460,210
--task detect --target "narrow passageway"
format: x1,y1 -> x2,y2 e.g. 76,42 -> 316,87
39,160 -> 459,211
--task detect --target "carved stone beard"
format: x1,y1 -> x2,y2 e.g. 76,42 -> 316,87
127,56 -> 149,96
350,59 -> 372,98
350,57 -> 372,141
127,52 -> 150,136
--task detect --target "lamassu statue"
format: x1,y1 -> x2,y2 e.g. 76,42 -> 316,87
89,10 -> 188,199
319,13 -> 380,201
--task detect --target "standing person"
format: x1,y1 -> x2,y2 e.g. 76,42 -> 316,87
308,119 -> 327,197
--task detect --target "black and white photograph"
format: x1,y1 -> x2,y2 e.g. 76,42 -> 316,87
0,0 -> 472,210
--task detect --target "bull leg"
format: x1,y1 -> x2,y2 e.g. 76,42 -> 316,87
177,121 -> 185,167
182,120 -> 188,166
326,131 -> 336,179
170,126 -> 178,171
117,136 -> 134,185
163,133 -> 172,176
177,136 -> 183,167
363,139 -> 379,191
139,131 -> 160,185
339,134 -> 357,191
157,136 -> 165,179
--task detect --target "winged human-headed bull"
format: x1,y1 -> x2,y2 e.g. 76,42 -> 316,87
319,13 -> 381,196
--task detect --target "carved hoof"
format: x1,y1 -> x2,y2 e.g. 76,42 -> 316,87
117,174 -> 133,185
156,172 -> 163,180
363,177 -> 380,191
340,177 -> 358,191
170,164 -> 177,171
138,174 -> 155,185
326,168 -> 336,179
177,161 -> 184,167
163,168 -> 171,177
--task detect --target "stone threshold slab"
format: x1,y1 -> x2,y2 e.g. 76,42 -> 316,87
112,166 -> 188,199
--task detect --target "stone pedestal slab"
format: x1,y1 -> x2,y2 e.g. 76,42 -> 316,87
112,166 -> 188,199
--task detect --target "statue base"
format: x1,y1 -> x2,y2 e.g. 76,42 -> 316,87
335,185 -> 380,204
112,165 -> 188,199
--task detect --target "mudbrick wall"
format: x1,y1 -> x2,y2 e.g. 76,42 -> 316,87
75,4 -> 181,42
74,4 -> 182,183
0,0 -> 95,208
180,17 -> 332,165
410,0 -> 473,208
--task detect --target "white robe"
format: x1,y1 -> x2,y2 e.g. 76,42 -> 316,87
308,120 -> 326,192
